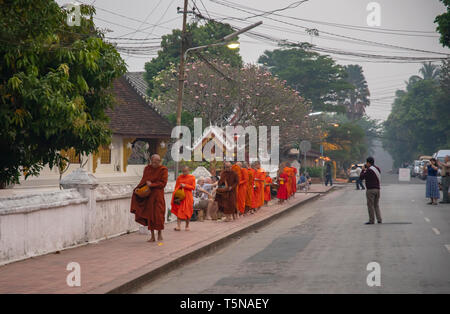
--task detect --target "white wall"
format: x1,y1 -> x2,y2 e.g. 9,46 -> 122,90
0,182 -> 176,265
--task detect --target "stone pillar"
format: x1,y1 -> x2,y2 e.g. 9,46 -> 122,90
60,168 -> 98,242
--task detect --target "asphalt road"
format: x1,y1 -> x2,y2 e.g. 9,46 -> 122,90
135,178 -> 450,294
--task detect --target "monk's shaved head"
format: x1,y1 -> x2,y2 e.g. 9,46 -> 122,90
224,161 -> 232,170
181,165 -> 190,175
236,161 -> 242,167
150,154 -> 161,167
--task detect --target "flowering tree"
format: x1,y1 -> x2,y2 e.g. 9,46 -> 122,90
151,60 -> 320,153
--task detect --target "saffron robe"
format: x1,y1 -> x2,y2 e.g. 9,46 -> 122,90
245,168 -> 254,209
130,165 -> 168,230
264,176 -> 273,202
277,172 -> 289,200
284,167 -> 293,197
215,169 -> 239,215
231,164 -> 242,210
238,167 -> 248,213
291,167 -> 298,194
171,174 -> 196,220
252,169 -> 265,209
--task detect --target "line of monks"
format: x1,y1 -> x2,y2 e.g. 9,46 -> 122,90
130,154 -> 298,242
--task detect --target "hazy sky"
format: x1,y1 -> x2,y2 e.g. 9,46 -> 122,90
58,0 -> 449,120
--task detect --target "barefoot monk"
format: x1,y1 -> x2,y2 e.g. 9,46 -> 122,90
130,154 -> 168,242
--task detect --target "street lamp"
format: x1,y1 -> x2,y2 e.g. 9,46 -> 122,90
183,40 -> 240,60
174,21 -> 262,178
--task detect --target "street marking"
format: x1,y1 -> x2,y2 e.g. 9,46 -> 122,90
445,245 -> 450,253
432,227 -> 441,235
424,217 -> 430,223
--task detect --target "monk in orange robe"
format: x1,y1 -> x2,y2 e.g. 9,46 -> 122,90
235,162 -> 248,215
264,174 -> 273,203
245,162 -> 254,213
231,163 -> 242,218
171,166 -> 196,231
291,166 -> 298,197
131,154 -> 168,242
252,161 -> 265,210
259,169 -> 266,207
283,165 -> 293,198
215,162 -> 239,222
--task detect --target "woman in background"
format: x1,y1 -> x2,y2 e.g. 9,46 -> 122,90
425,158 -> 440,205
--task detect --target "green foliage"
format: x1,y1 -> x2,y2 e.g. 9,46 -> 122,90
304,166 -> 322,178
339,64 -> 370,120
144,21 -> 242,95
0,0 -> 126,186
325,121 -> 367,169
382,61 -> 450,167
166,110 -> 194,133
257,48 -> 353,113
435,0 -> 450,48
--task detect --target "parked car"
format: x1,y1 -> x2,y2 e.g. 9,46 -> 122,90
412,160 -> 422,177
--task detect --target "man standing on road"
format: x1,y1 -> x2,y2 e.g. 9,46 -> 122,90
438,155 -> 450,204
325,163 -> 333,186
360,156 -> 382,225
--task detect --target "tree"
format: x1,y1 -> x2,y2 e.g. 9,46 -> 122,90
382,74 -> 449,167
144,21 -> 242,96
339,65 -> 370,120
435,0 -> 450,48
257,47 -> 353,113
408,62 -> 441,84
0,1 -> 126,186
151,59 -> 319,153
321,116 -> 368,169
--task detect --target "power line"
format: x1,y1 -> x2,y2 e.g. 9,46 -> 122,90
209,0 -> 448,55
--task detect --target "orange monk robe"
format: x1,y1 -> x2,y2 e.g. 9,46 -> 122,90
231,164 -> 242,210
130,165 -> 168,230
249,168 -> 258,209
259,170 -> 266,207
264,176 -> 273,202
245,168 -> 254,209
283,167 -> 293,197
291,167 -> 298,194
252,169 -> 265,208
238,167 -> 248,213
170,174 -> 196,220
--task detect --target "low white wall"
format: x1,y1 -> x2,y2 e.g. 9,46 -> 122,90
0,182 -> 176,265
0,189 -> 88,265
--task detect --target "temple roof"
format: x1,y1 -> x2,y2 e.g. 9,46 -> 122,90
106,74 -> 173,138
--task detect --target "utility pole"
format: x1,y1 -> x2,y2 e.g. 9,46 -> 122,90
175,0 -> 189,178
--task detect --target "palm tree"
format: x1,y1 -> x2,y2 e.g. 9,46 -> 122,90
406,62 -> 441,89
341,65 -> 370,120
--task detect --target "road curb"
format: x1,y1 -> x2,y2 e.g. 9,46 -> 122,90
103,188 -> 334,294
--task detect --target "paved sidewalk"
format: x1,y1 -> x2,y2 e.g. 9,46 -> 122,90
0,187 -> 334,294
297,185 -> 334,193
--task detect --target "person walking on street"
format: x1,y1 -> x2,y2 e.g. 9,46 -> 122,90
349,165 -> 365,190
130,154 -> 168,242
171,166 -> 196,231
215,162 -> 239,222
325,163 -> 333,186
438,155 -> 450,204
424,158 -> 440,205
360,157 -> 382,224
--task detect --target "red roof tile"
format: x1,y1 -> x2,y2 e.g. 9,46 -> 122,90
106,76 -> 173,138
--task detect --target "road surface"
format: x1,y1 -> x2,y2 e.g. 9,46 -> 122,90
135,178 -> 450,294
